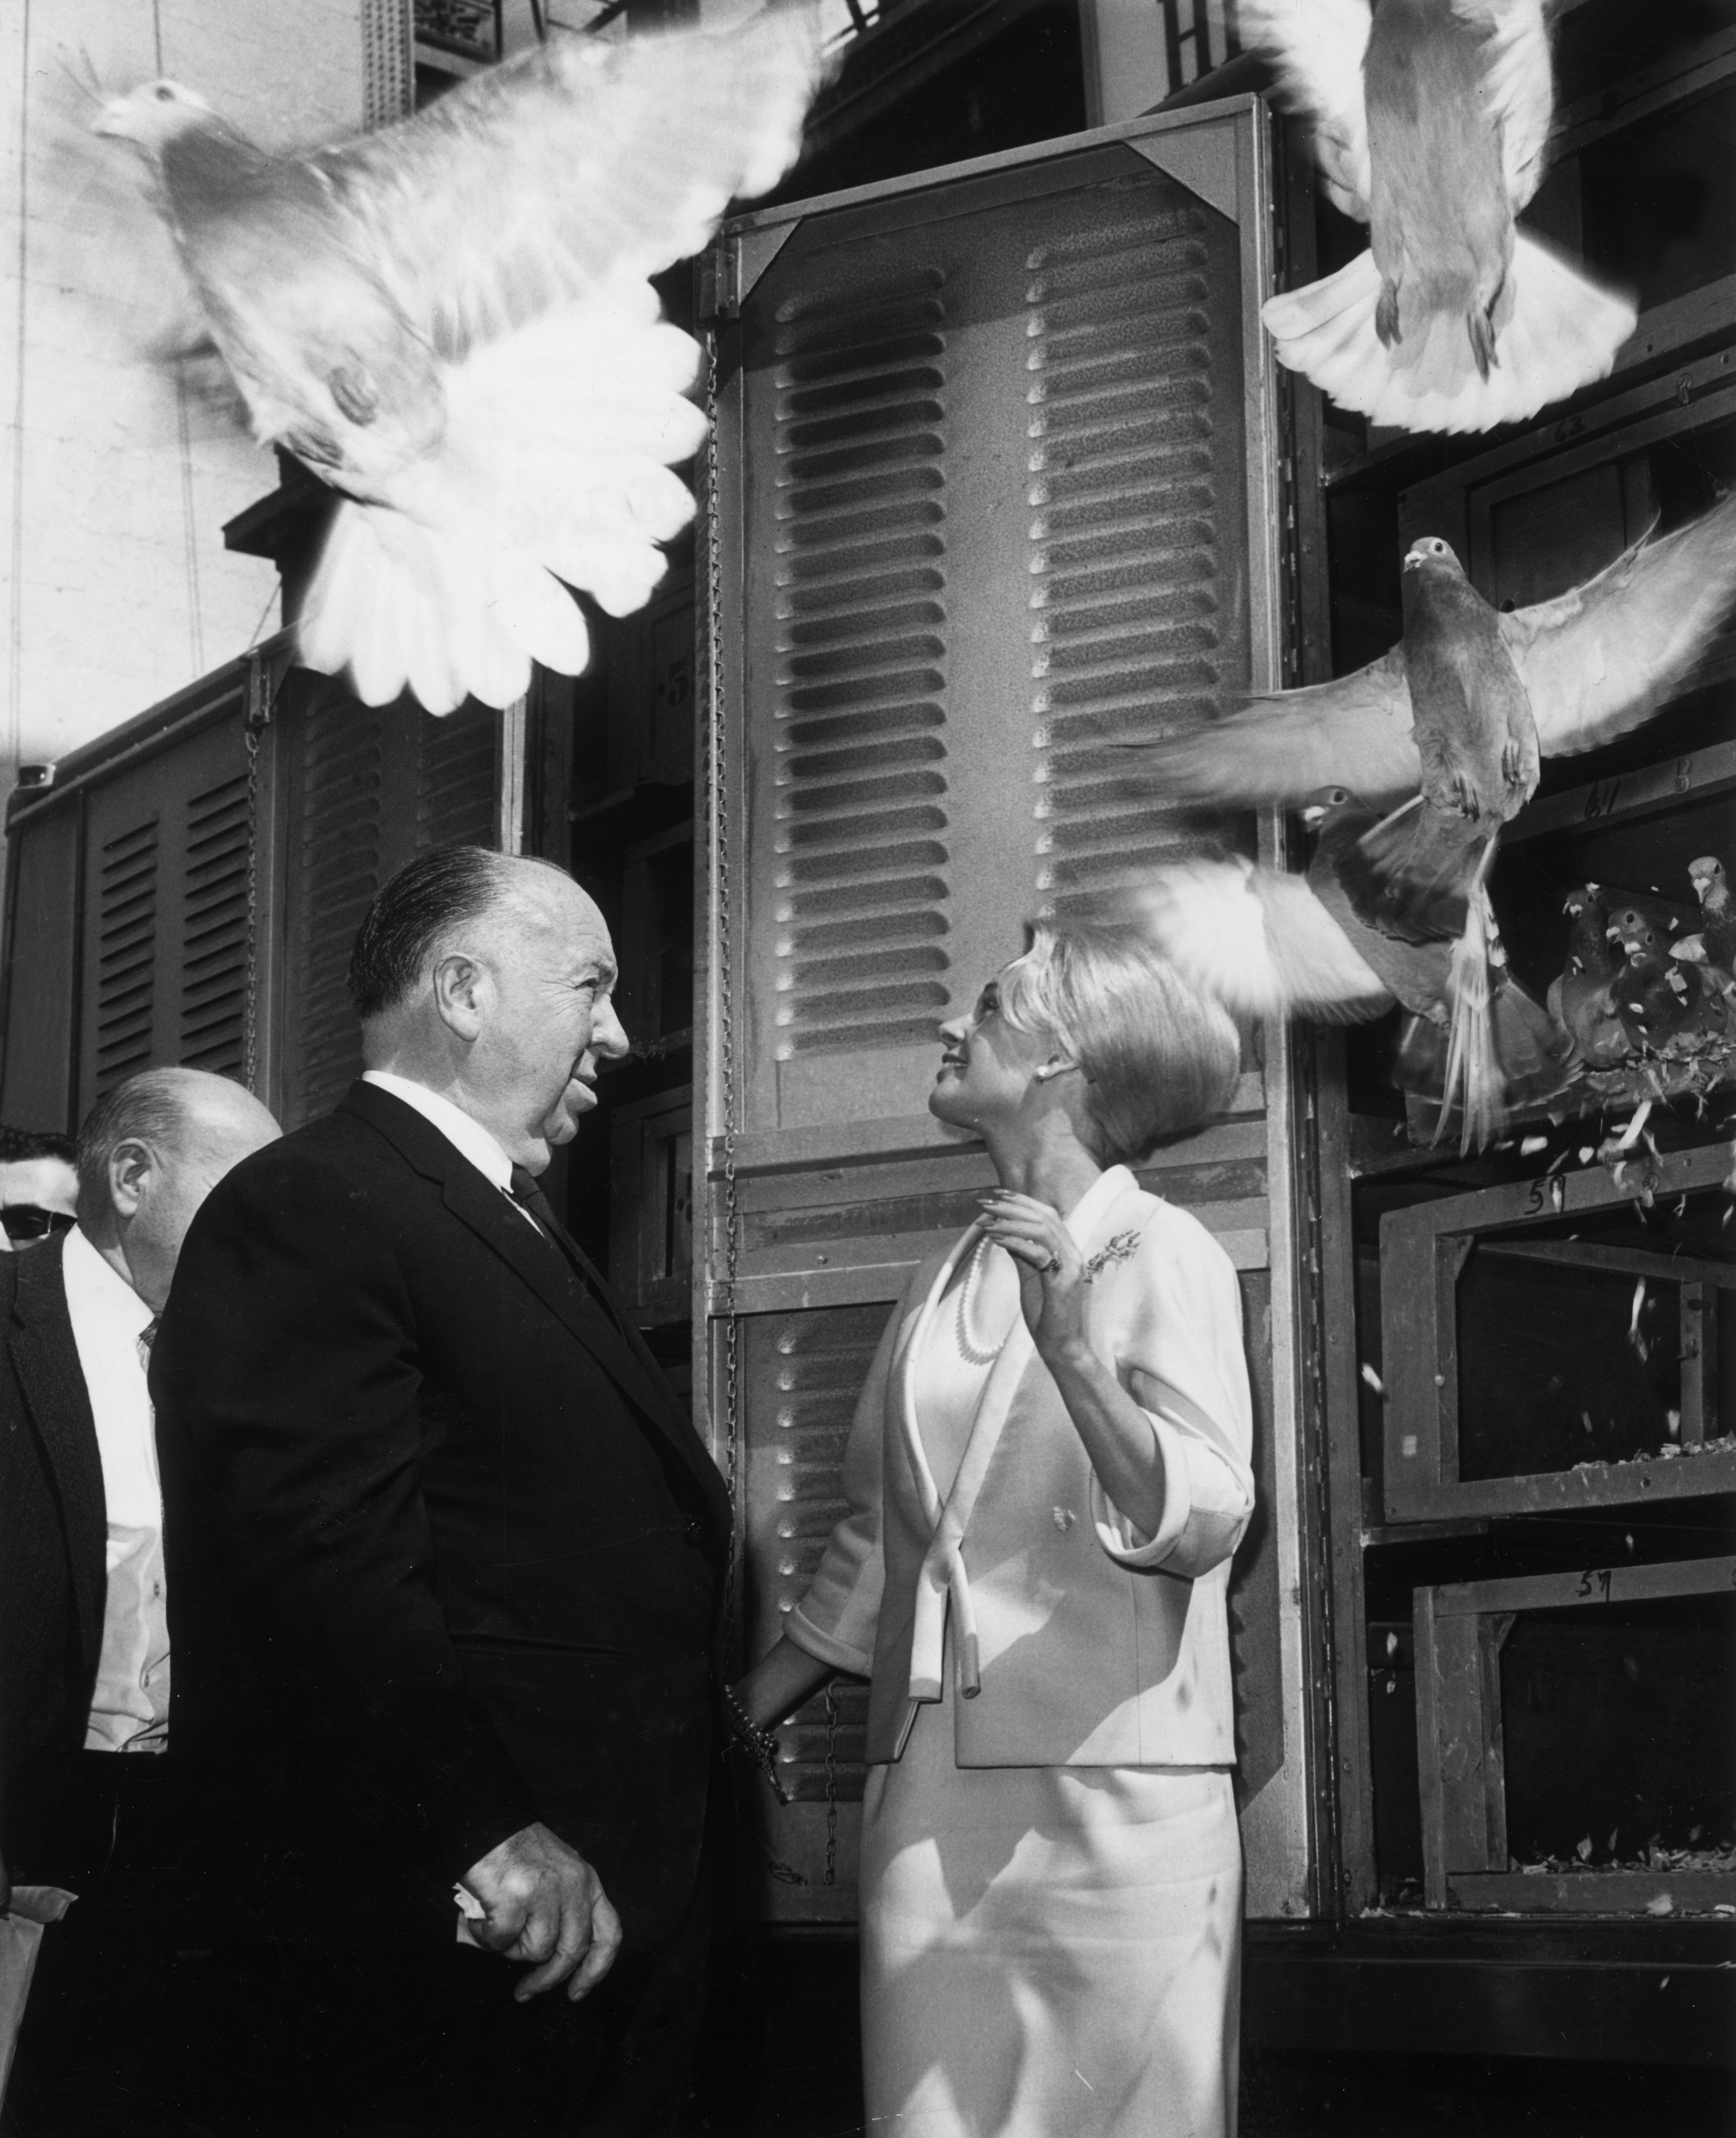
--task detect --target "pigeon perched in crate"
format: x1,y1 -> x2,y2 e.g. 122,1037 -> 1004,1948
1548,887 -> 1630,1070
1240,0 -> 1635,433
1681,857 -> 1736,974
1606,899 -> 1728,1054
88,11 -> 827,714
1121,787 -> 1567,1146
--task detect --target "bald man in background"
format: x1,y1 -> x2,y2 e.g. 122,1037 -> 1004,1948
0,1068 -> 279,2128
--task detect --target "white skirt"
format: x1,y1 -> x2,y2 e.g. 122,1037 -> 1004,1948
859,1675 -> 1242,2138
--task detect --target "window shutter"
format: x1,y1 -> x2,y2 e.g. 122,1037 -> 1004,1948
708,104 -> 1320,1922
74,669 -> 252,1121
770,268 -> 954,1063
275,672 -> 502,1130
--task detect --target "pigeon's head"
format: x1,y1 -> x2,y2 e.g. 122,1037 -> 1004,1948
1402,536 -> 1465,579
1687,855 -> 1728,908
1298,784 -> 1360,832
94,79 -> 213,156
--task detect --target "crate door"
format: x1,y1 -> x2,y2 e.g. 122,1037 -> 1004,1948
273,673 -> 502,1129
707,102 -> 1321,1921
76,672 -> 255,1121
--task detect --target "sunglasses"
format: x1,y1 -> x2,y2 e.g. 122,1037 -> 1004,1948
2,1206 -> 75,1243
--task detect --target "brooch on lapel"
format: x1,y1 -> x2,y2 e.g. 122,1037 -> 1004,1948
1080,1228 -> 1143,1284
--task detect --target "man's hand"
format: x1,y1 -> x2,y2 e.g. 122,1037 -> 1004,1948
458,1822 -> 622,2004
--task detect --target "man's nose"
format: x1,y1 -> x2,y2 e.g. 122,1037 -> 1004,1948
591,997 -> 631,1061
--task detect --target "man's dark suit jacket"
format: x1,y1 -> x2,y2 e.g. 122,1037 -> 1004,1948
150,1081 -> 731,1955
0,1235 -> 105,1860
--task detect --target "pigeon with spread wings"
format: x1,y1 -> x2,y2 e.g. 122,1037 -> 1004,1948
1122,789 -> 1568,1148
1133,499 -> 1736,814
91,11 -> 828,714
1241,0 -> 1634,433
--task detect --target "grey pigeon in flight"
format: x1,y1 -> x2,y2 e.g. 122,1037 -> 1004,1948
1240,0 -> 1634,433
92,11 -> 827,714
1132,501 -> 1736,818
1123,787 -> 1566,1147
1128,499 -> 1736,1137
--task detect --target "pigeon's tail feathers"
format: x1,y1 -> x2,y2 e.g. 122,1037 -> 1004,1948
300,296 -> 704,713
1263,234 -> 1633,435
1436,883 -> 1502,1151
300,502 -> 586,713
1433,880 -> 1571,1149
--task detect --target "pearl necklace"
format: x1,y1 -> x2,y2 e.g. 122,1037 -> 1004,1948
953,1237 -> 1003,1366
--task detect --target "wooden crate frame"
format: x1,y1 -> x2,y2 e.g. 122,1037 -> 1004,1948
1380,1141 -> 1736,1523
1414,1554 -> 1736,1913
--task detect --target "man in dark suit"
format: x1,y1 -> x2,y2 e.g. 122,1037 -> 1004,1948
0,1068 -> 279,2125
151,844 -> 732,2136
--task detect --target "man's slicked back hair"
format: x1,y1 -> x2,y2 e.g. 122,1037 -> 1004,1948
347,844 -> 570,1021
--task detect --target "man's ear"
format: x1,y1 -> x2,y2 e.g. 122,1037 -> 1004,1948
107,1139 -> 152,1219
431,952 -> 487,1040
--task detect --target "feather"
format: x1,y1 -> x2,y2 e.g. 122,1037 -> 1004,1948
316,12 -> 827,365
1500,492 -> 1736,755
1126,648 -> 1421,804
1236,0 -> 1374,217
88,9 -> 829,714
1263,233 -> 1634,434
1257,0 -> 1634,436
1121,855 -> 1391,1021
1451,0 -> 1554,209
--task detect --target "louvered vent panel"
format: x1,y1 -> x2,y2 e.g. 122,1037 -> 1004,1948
771,270 -> 952,1060
1026,204 -> 1226,909
294,702 -> 385,1123
415,705 -> 497,847
94,821 -> 159,1096
179,773 -> 249,1075
745,1305 -> 879,1802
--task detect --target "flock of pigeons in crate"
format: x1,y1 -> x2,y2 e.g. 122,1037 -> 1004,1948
58,0 -> 1736,1147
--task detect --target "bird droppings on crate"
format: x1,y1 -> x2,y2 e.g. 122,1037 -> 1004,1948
1512,1839 -> 1736,1881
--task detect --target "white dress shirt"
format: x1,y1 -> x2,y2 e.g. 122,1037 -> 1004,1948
361,1071 -> 539,1229
61,1224 -> 170,1754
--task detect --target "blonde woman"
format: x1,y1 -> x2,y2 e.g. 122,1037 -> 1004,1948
736,921 -> 1255,2138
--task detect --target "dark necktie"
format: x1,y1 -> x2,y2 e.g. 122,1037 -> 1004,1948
507,1166 -> 627,1338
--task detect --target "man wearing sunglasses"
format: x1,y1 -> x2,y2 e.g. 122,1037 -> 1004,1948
0,1125 -> 78,1250
0,1066 -> 278,2124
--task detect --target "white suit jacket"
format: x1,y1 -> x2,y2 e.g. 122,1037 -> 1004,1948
786,1165 -> 1256,1769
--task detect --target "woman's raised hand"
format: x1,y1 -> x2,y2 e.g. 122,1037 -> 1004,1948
978,1191 -> 1089,1362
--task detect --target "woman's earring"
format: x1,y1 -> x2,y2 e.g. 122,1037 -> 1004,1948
1033,1060 -> 1080,1084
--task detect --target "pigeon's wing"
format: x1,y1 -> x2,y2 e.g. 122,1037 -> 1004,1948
1237,0 -> 1374,218
1453,0 -> 1554,209
315,9 -> 827,361
1124,857 -> 1392,1021
1500,494 -> 1736,756
1128,649 -> 1420,806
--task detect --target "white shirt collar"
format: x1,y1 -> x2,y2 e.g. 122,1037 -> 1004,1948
361,1070 -> 518,1195
62,1220 -> 154,1341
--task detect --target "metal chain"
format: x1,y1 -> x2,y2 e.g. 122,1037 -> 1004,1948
822,1679 -> 840,1888
704,317 -> 840,1893
704,327 -> 746,1648
241,656 -> 272,1094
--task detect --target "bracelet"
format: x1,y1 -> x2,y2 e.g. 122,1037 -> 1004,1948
722,1682 -> 792,1805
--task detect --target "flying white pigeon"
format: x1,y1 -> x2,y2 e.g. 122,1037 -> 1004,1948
1240,0 -> 1636,434
91,10 -> 829,714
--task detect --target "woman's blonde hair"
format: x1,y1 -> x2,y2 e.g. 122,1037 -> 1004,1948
996,920 -> 1241,1161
